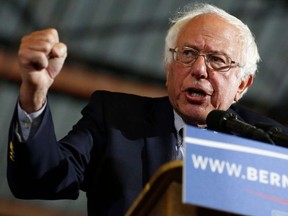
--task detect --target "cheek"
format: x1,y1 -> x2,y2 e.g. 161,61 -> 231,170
210,75 -> 239,108
166,66 -> 186,92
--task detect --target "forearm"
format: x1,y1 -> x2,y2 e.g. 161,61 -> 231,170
7,103 -> 80,199
19,82 -> 48,113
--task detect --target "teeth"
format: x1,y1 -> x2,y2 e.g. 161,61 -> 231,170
190,92 -> 205,97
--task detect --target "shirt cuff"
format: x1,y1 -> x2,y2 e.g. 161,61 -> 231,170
17,101 -> 47,141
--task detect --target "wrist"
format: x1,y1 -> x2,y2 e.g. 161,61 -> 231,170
19,84 -> 47,113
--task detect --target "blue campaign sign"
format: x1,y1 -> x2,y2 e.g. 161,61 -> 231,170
183,125 -> 288,216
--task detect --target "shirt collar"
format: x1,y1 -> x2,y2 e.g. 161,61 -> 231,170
173,110 -> 185,133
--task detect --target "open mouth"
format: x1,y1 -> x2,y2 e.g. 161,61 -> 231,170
187,88 -> 208,97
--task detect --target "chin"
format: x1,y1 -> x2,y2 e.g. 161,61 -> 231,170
180,110 -> 208,126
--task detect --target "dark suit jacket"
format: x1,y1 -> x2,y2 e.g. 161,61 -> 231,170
7,91 -> 288,216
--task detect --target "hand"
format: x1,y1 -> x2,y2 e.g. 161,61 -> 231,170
18,28 -> 67,113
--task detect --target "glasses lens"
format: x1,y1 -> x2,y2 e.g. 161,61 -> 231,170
206,53 -> 231,71
177,47 -> 199,64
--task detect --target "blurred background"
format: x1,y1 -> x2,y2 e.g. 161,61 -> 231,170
1,0 -> 288,215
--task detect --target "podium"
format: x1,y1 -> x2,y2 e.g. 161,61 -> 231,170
126,125 -> 288,215
125,161 -> 235,216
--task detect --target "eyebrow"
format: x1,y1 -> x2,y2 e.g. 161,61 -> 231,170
182,45 -> 231,57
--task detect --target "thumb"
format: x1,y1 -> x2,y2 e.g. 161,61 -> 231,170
46,42 -> 67,79
50,42 -> 67,59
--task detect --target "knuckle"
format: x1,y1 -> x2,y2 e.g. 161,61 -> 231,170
44,28 -> 59,43
40,41 -> 53,53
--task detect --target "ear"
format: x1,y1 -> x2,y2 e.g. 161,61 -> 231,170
234,75 -> 253,101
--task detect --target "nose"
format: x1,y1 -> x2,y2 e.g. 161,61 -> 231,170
190,55 -> 208,79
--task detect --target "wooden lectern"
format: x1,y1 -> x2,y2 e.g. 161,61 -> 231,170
125,161 -> 236,216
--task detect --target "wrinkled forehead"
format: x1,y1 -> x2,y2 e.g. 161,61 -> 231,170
176,14 -> 243,60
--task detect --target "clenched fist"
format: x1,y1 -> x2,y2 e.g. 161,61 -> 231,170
18,28 -> 67,113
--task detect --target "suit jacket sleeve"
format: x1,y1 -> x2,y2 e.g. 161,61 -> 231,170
7,99 -> 96,199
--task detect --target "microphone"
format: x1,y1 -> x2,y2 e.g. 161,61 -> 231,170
206,110 -> 274,144
254,123 -> 288,147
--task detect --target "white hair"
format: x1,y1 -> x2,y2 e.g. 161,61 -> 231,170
164,3 -> 260,79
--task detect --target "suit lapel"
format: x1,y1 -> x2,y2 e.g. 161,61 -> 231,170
142,97 -> 176,182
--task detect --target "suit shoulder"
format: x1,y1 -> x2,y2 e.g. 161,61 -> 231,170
90,90 -> 167,107
83,90 -> 169,119
91,90 -> 151,102
230,104 -> 288,133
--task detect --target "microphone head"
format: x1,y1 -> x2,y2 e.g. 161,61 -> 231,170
206,110 -> 275,144
206,109 -> 237,132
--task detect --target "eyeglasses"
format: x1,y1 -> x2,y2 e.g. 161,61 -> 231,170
169,46 -> 242,72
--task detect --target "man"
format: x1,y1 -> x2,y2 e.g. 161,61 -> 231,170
7,3 -> 288,216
